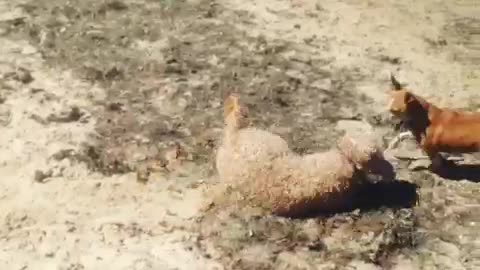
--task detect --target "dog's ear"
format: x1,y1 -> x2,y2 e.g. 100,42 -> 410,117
404,92 -> 416,104
390,74 -> 403,91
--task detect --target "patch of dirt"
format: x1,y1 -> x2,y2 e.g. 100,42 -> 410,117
196,194 -> 422,269
0,0 -> 479,269
9,0 -> 380,175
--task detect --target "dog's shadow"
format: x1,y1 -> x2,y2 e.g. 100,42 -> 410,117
351,156 -> 419,211
290,158 -> 419,219
354,180 -> 419,211
293,179 -> 419,219
434,161 -> 480,182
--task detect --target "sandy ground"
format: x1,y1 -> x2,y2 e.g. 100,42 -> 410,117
0,0 -> 479,269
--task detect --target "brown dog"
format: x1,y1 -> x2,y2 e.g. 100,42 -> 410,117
387,74 -> 480,171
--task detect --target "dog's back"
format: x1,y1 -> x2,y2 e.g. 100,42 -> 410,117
427,109 -> 480,153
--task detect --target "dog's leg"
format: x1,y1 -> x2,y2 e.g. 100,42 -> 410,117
422,144 -> 459,172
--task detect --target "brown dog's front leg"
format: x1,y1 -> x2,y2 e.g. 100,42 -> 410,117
423,145 -> 452,172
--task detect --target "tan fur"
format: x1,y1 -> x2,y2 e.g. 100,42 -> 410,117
216,94 -> 291,184
215,94 -> 394,217
387,75 -> 480,169
223,94 -> 249,130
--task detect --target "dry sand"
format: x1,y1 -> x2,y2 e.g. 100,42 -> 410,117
0,0 -> 479,269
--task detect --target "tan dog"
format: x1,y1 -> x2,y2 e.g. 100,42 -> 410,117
215,94 -> 394,217
387,74 -> 480,170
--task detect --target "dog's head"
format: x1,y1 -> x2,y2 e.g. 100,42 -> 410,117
387,74 -> 413,119
388,75 -> 430,122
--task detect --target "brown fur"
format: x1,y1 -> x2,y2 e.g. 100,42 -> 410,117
387,75 -> 480,165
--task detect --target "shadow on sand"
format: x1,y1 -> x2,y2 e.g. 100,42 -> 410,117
434,161 -> 480,183
286,179 -> 419,219
354,180 -> 419,210
281,157 -> 420,219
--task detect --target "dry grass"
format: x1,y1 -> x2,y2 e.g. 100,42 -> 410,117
3,0 -> 479,269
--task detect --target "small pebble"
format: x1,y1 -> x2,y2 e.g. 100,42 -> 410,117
34,169 -> 52,183
408,159 -> 431,171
